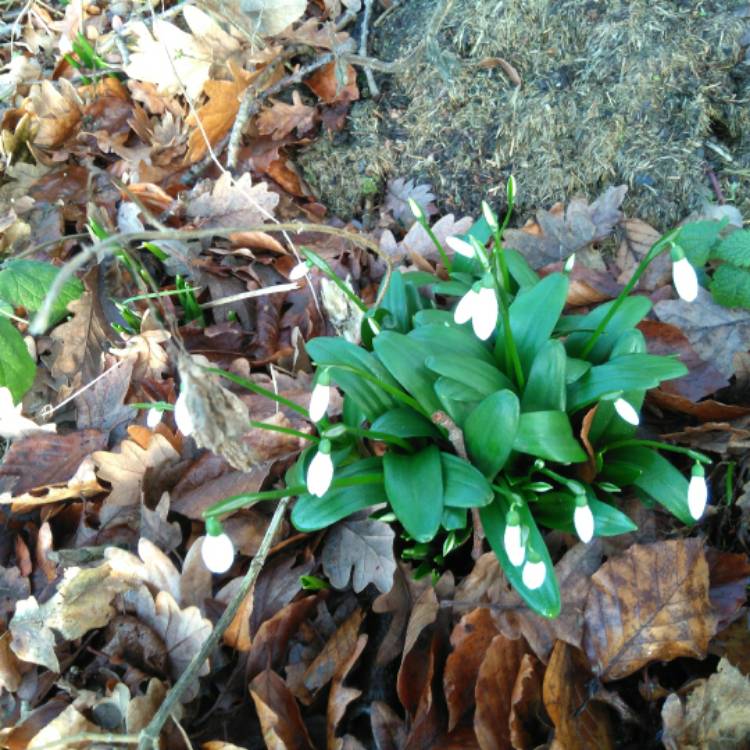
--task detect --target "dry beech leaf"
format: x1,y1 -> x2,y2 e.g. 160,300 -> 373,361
543,641 -> 615,750
27,79 -> 82,148
321,514 -> 396,594
27,704 -> 100,749
249,669 -> 315,750
661,658 -> 750,750
473,633 -> 528,750
242,0 -> 308,36
257,91 -> 317,141
304,609 -> 364,694
583,539 -> 718,681
370,700 -> 408,750
127,678 -> 168,733
509,653 -> 545,750
327,633 -> 368,749
444,608 -> 500,731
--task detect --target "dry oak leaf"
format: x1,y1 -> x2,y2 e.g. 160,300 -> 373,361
305,60 -> 359,104
328,633 -> 368,750
243,0 -> 308,36
26,79 -> 82,148
543,641 -> 615,750
8,596 -> 59,671
186,171 -> 279,229
661,658 -> 750,750
321,514 -> 396,594
27,704 -> 100,749
257,91 -> 317,141
583,539 -> 719,681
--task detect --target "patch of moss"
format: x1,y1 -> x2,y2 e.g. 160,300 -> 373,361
297,0 -> 750,227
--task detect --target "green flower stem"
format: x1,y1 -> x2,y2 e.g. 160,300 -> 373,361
602,438 -> 710,465
490,227 -> 511,293
497,291 -> 525,389
302,247 -> 368,313
344,426 -> 413,451
725,461 -> 735,505
203,473 -> 384,518
580,228 -> 679,358
420,221 -> 452,273
204,366 -> 309,417
248,420 -> 319,443
130,402 -> 173,411
537,466 -> 585,495
121,287 -> 201,305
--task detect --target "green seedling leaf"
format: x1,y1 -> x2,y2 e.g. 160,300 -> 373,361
0,260 -> 84,329
711,229 -> 750,269
480,494 -> 561,618
441,452 -> 494,508
567,353 -> 687,413
710,264 -> 750,309
521,339 -> 567,411
371,407 -> 441,438
513,411 -> 586,463
533,491 -> 637,536
426,354 -> 514,397
465,389 -> 520,477
0,317 -> 36,402
300,575 -> 330,591
565,296 -> 652,363
383,445 -> 443,542
501,272 -> 568,375
374,331 -> 442,415
409,322 -> 495,364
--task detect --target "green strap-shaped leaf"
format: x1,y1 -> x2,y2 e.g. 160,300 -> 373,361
0,317 -> 36,402
434,378 -> 478,426
383,445 -> 443,542
480,494 -> 561,618
441,506 -> 467,531
441,452 -> 494,508
465,390 -> 520,478
533,491 -> 637,536
513,411 -> 586,463
567,353 -> 687,413
426,355 -> 514,398
521,339 -> 567,411
408,323 -> 495,364
374,331 -> 443,415
371,407 -> 441,438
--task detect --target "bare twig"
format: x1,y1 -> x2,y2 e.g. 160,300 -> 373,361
359,0 -> 379,96
31,733 -> 139,749
137,496 -> 291,750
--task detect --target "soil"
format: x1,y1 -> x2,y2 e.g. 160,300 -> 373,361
297,0 -> 750,229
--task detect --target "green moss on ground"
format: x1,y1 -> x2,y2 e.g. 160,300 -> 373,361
297,0 -> 750,228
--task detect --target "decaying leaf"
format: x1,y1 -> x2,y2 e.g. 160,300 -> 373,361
304,609 -> 364,694
583,539 -> 718,681
27,704 -> 100,749
327,633 -> 368,749
321,514 -> 396,594
257,91 -> 317,141
242,0 -> 308,36
384,178 -> 436,226
26,79 -> 82,149
661,658 -> 750,750
8,596 -> 59,672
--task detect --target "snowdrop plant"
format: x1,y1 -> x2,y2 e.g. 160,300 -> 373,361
202,176 -> 711,617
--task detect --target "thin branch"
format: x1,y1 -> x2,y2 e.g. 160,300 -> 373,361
199,282 -> 299,310
31,733 -> 139,749
359,0 -> 379,96
137,496 -> 291,750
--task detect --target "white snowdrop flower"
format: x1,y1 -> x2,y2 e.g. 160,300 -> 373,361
408,197 -> 426,221
670,246 -> 699,302
289,261 -> 310,280
445,236 -> 476,258
146,407 -> 163,429
454,286 -> 498,340
614,397 -> 640,426
308,381 -> 331,423
522,556 -> 546,590
573,497 -> 595,544
503,511 -> 525,567
307,442 -> 334,497
564,253 -> 576,273
482,201 -> 498,231
174,391 -> 194,436
688,463 -> 708,520
201,527 -> 235,574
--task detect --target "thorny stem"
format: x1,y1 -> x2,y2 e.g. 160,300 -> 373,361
137,496 -> 291,750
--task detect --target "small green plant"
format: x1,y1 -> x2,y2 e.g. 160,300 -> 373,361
199,178 -> 710,617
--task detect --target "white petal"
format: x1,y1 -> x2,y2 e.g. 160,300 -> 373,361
0,387 -> 16,415
672,257 -> 698,302
445,236 -> 476,258
688,474 -> 708,520
308,383 -> 330,423
503,524 -> 525,566
472,287 -> 498,340
146,408 -> 163,429
522,560 -> 546,590
201,533 -> 235,573
614,397 -> 640,426
174,392 -> 194,436
307,450 -> 334,497
454,289 -> 477,325
289,261 -> 309,280
574,503 -> 595,543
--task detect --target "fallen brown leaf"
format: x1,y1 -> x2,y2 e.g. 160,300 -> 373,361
328,633 -> 368,749
305,61 -> 359,104
257,91 -> 317,141
304,609 -> 364,694
370,700 -> 408,750
508,653 -> 545,750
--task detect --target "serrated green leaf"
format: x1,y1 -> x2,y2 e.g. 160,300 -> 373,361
0,317 -> 36,402
383,445 -> 443,542
677,220 -> 724,267
513,411 -> 586,463
0,260 -> 84,329
465,389 -> 519,477
711,229 -> 750,269
441,452 -> 494,508
710,264 -> 750,309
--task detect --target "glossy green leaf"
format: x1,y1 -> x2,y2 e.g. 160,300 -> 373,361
533,491 -> 637,536
567,353 -> 687,413
597,457 -> 643,486
441,452 -> 494,508
465,390 -> 520,477
412,309 -> 455,327
426,355 -> 513,398
0,317 -> 36,402
371,407 -> 441,438
565,357 -> 591,384
374,331 -> 442,415
480,494 -> 561,618
504,248 -> 539,289
441,506 -> 467,531
513,411 -> 586,463
565,296 -> 652,363
383,445 -> 444,542
521,339 -> 566,411
434,378 -> 478,426
408,323 -> 495,364
609,447 -> 694,525
501,272 -> 568,375
0,260 -> 84,329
